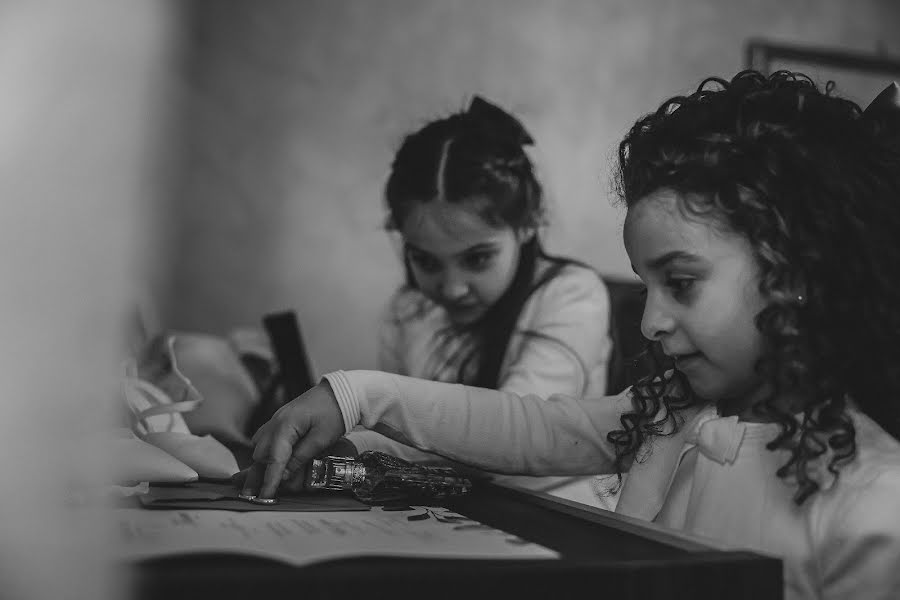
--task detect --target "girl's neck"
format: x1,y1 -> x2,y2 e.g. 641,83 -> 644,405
719,385 -> 808,422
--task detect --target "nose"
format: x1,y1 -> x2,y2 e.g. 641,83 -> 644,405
640,293 -> 675,341
440,270 -> 470,301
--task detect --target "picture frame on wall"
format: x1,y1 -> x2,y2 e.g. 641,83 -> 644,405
745,38 -> 900,108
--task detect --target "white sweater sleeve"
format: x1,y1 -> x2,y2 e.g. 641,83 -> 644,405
499,266 -> 611,398
359,291 -> 451,462
349,269 -> 613,467
344,428 -> 463,466
324,370 -> 627,476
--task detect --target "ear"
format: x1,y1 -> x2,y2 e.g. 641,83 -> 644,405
764,272 -> 807,306
788,274 -> 808,306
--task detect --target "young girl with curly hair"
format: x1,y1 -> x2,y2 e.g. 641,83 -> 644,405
240,72 -> 900,599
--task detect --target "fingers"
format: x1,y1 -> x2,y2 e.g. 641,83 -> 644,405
279,464 -> 309,494
239,462 -> 267,498
258,429 -> 336,499
231,468 -> 248,488
268,437 -> 356,494
251,425 -> 299,500
256,462 -> 288,501
285,429 -> 335,475
250,422 -> 267,445
238,383 -> 347,500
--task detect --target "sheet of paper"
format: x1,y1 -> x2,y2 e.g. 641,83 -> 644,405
115,506 -> 559,566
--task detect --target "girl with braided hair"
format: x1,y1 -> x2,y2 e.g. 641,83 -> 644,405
345,96 -> 615,508
241,73 -> 900,598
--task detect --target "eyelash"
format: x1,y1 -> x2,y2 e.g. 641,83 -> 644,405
408,251 -> 496,274
636,277 -> 696,304
461,252 -> 494,271
409,253 -> 441,274
666,277 -> 695,298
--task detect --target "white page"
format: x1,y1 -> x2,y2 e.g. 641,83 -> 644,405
115,506 -> 559,566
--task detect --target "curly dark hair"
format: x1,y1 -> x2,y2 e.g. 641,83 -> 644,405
611,70 -> 900,504
384,97 -> 587,388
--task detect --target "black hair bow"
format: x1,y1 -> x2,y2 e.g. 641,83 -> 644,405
863,82 -> 900,117
465,95 -> 535,146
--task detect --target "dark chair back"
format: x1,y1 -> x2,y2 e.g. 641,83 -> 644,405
262,311 -> 316,401
245,310 -> 316,434
603,277 -> 649,395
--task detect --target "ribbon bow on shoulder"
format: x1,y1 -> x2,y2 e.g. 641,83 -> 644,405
687,413 -> 747,466
616,405 -> 747,520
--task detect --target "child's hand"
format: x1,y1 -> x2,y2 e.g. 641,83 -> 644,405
235,381 -> 345,500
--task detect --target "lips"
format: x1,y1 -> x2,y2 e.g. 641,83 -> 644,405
672,352 -> 703,368
446,301 -> 480,313
444,302 -> 483,323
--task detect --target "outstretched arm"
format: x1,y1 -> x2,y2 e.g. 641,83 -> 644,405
348,266 -> 613,464
239,370 -> 628,500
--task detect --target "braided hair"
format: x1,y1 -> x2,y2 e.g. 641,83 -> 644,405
384,97 -> 582,388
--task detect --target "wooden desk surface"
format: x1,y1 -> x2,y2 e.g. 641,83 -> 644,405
132,482 -> 782,600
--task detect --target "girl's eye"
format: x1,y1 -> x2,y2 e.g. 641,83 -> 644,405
461,252 -> 494,271
409,253 -> 442,274
666,277 -> 695,298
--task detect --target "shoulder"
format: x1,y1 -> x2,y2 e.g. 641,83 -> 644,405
838,465 -> 900,528
527,261 -> 609,316
811,439 -> 900,599
517,261 -> 610,336
813,410 -> 900,543
510,260 -> 612,369
839,409 -> 900,491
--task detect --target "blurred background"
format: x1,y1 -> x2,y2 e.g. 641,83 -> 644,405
161,0 -> 900,376
0,1 -> 897,598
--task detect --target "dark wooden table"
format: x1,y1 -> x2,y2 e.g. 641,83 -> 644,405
131,481 -> 782,600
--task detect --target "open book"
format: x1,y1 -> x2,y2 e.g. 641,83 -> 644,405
116,505 -> 559,566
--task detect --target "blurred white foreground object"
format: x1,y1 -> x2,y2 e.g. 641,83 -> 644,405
0,0 -> 180,598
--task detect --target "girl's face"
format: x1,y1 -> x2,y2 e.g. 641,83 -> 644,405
400,200 -> 527,325
624,188 -> 770,412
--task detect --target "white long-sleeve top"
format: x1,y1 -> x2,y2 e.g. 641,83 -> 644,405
375,263 -> 611,397
346,264 -> 611,459
323,369 -> 900,600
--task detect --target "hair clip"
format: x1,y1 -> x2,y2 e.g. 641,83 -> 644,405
863,82 -> 900,117
465,95 -> 535,146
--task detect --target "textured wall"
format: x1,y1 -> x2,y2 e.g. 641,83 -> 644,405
165,0 -> 900,374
